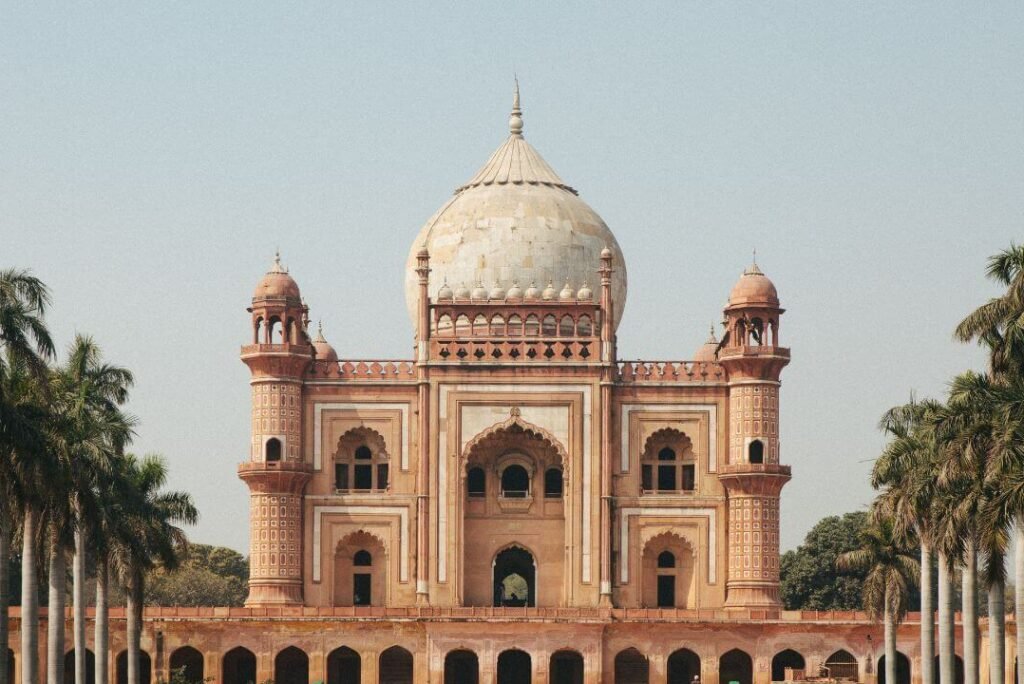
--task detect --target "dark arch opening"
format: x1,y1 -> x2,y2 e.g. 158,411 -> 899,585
931,654 -> 964,684
497,650 -> 531,684
223,646 -> 256,684
467,467 -> 486,497
823,650 -> 858,681
771,650 -> 805,682
353,550 -> 372,566
657,551 -> 676,568
544,468 -> 563,498
275,647 -> 309,684
719,649 -> 753,684
501,465 -> 529,497
6,648 -> 13,684
493,546 -> 535,607
116,650 -> 152,684
667,648 -> 700,684
379,646 -> 413,684
169,646 -> 203,683
265,437 -> 282,462
327,646 -> 361,684
614,648 -> 649,684
444,650 -> 478,684
748,440 -> 764,464
550,650 -> 583,684
63,649 -> 96,684
878,652 -> 911,684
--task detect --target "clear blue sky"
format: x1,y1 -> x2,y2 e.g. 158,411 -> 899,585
3,3 -> 1021,553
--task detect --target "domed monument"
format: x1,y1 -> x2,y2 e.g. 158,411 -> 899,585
405,82 -> 628,329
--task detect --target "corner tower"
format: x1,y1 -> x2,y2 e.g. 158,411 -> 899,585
239,253 -> 313,605
717,260 -> 791,609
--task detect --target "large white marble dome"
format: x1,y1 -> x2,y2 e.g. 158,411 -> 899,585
404,87 -> 628,330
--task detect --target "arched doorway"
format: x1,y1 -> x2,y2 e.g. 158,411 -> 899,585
719,649 -> 752,684
771,650 -> 805,681
379,646 -> 413,684
327,646 -> 361,684
493,546 -> 536,607
63,649 -> 95,684
444,650 -> 478,684
116,650 -> 152,684
169,647 -> 203,683
823,650 -> 857,681
334,531 -> 386,607
497,650 -> 531,684
878,652 -> 911,684
223,646 -> 257,684
614,648 -> 648,684
931,654 -> 965,684
550,650 -> 584,684
667,648 -> 700,684
275,647 -> 308,684
6,648 -> 13,684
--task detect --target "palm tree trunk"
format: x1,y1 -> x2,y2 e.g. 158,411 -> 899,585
962,542 -> 978,684
988,577 -> 1005,684
73,527 -> 86,684
21,506 -> 39,684
0,515 -> 10,684
939,550 -> 955,684
94,558 -> 108,684
126,570 -> 142,684
46,540 -> 65,684
921,542 -> 935,684
885,598 -> 897,684
1017,520 -> 1024,684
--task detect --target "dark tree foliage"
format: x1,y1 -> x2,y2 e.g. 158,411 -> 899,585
780,512 -> 871,610
143,544 -> 249,607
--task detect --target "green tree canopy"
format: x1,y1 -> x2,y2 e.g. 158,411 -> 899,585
780,511 -> 870,610
144,544 -> 248,607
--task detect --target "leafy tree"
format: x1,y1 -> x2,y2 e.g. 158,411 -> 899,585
780,512 -> 869,610
145,544 -> 248,607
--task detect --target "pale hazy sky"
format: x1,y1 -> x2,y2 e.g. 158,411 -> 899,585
3,3 -> 1021,553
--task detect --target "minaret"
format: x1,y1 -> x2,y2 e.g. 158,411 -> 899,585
239,252 -> 313,605
717,258 -> 792,609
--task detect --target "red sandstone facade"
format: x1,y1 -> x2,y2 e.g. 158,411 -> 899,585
4,90 -> 1011,684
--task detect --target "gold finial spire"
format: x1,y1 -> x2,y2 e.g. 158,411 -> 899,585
509,77 -> 523,137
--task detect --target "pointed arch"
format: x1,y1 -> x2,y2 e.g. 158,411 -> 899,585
462,413 -> 568,464
223,646 -> 257,684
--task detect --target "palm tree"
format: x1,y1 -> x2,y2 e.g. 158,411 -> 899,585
836,511 -> 919,684
872,396 -> 941,684
0,269 -> 54,684
955,243 -> 1024,674
47,336 -> 134,684
109,454 -> 197,684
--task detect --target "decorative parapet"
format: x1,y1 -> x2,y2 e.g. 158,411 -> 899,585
615,361 -> 725,383
308,360 -> 416,380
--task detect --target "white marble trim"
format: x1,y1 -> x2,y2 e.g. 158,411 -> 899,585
619,403 -> 718,473
313,402 -> 410,471
619,507 -> 717,584
312,505 -> 409,582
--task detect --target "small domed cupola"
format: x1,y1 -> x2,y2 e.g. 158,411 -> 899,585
253,251 -> 301,302
577,281 -> 593,301
437,280 -> 454,301
524,282 -> 540,301
541,280 -> 557,301
506,281 -> 523,301
454,282 -> 471,300
489,283 -> 507,301
559,280 -> 575,301
693,325 -> 720,362
312,321 -> 338,362
471,281 -> 488,301
728,259 -> 779,308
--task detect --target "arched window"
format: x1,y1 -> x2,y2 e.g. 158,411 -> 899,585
489,315 -> 505,336
467,467 -> 486,498
641,432 -> 696,493
265,438 -> 282,463
436,314 -> 453,336
542,315 -> 557,336
544,467 -> 563,498
576,315 -> 592,337
524,315 -> 540,336
500,465 -> 529,498
507,315 -> 523,336
254,317 -> 264,344
352,550 -> 372,606
455,314 -> 471,336
655,550 -> 676,607
473,314 -> 488,335
334,430 -> 389,492
749,440 -> 764,464
559,315 -> 575,337
268,317 -> 282,343
657,551 -> 675,569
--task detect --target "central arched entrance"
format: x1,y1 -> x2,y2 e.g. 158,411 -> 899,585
497,650 -> 531,684
493,546 -> 536,607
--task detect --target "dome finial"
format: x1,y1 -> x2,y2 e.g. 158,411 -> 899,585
509,76 -> 523,137
270,248 -> 286,274
744,248 -> 763,276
